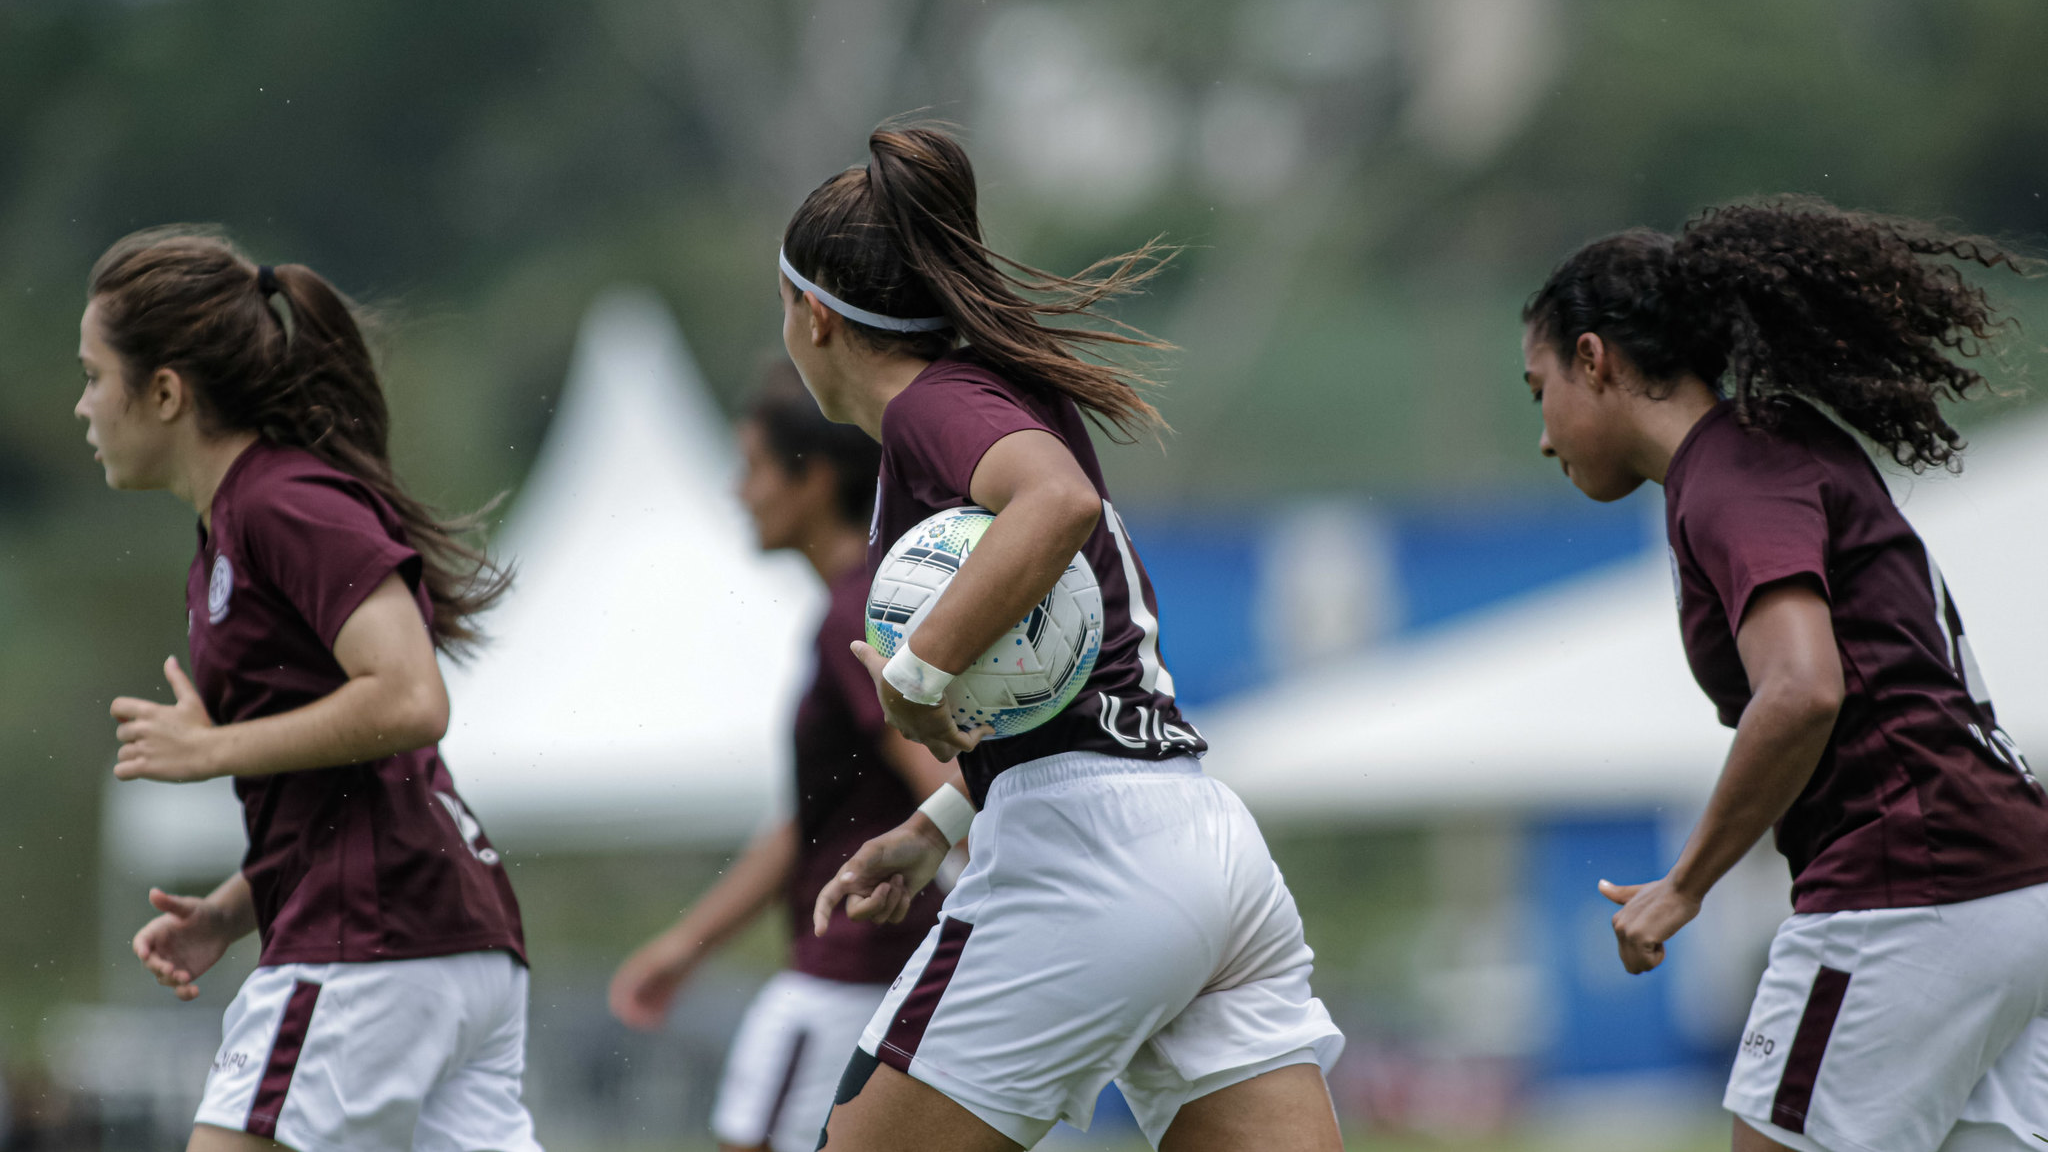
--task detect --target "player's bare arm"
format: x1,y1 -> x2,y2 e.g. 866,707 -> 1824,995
877,727 -> 967,804
1602,579 -> 1841,973
811,791 -> 952,935
111,571 -> 448,782
610,819 -> 797,1031
851,428 -> 1100,762
828,430 -> 1096,930
131,872 -> 256,1001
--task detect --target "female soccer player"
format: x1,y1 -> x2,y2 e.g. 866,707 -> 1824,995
77,228 -> 540,1152
607,367 -> 958,1152
1522,202 -> 2048,1152
781,125 -> 1344,1152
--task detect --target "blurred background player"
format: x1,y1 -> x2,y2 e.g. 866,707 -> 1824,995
787,123 -> 1344,1152
607,363 -> 958,1152
1521,202 -> 2048,1152
78,228 -> 541,1152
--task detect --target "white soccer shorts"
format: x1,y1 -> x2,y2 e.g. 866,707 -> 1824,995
1725,881 -> 2048,1152
712,970 -> 889,1152
194,949 -> 542,1152
856,752 -> 1344,1148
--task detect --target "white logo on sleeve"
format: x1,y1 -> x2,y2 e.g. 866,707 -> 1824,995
207,555 -> 235,624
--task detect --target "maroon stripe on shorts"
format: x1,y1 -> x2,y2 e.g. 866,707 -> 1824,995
246,979 -> 323,1139
762,1028 -> 809,1141
1771,965 -> 1852,1134
878,917 -> 972,1073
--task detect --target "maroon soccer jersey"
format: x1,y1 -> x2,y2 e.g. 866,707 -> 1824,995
185,441 -> 526,965
1665,401 -> 2048,912
787,565 -> 942,983
871,353 -> 1205,805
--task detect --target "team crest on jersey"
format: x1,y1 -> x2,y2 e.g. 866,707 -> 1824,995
207,555 -> 235,624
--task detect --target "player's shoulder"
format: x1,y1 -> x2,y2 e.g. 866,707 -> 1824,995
1676,400 -> 1848,493
892,352 -> 1029,419
227,440 -> 362,497
218,441 -> 388,539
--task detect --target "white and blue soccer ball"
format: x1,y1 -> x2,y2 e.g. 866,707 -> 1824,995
867,506 -> 1104,738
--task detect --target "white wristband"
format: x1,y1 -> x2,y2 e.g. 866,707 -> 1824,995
884,646 -> 954,706
917,784 -> 976,847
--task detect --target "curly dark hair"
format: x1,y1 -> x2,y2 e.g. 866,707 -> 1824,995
1524,198 -> 2033,471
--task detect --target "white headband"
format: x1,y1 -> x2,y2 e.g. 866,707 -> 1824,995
778,249 -> 950,333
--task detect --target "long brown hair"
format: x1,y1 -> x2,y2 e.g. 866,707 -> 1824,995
88,225 -> 511,654
1524,199 -> 2032,471
782,122 -> 1175,439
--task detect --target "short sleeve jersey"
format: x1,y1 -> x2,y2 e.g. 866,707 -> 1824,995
1665,401 -> 2048,912
786,565 -> 943,983
187,441 -> 526,965
872,353 -> 1205,806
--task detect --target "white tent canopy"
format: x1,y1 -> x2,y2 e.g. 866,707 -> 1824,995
106,288 -> 820,877
1200,410 -> 2048,819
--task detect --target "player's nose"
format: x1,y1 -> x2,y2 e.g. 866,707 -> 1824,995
1538,428 -> 1556,458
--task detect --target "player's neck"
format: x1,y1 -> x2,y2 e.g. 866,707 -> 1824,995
804,523 -> 869,585
843,352 -> 933,440
1630,376 -> 1719,485
178,429 -> 261,531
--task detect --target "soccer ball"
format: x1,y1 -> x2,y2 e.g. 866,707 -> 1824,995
866,506 -> 1104,738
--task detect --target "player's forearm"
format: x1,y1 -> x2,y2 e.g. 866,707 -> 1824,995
207,672 -> 449,778
910,485 -> 1099,673
662,821 -> 798,961
1669,679 -> 1838,901
878,728 -> 968,801
206,871 -> 259,941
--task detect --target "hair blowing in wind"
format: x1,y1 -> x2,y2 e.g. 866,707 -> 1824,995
782,123 -> 1177,439
88,226 -> 511,654
1525,198 -> 2034,471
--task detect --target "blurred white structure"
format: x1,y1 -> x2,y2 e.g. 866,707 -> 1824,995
104,287 -> 818,882
436,287 -> 818,848
1203,409 -> 2048,817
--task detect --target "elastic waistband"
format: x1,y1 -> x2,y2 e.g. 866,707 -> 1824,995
985,751 -> 1203,804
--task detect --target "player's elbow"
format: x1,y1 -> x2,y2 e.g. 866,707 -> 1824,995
1043,479 -> 1101,549
1766,670 -> 1843,734
391,675 -> 451,750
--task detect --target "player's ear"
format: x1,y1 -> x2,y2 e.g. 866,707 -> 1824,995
799,457 -> 837,504
1575,332 -> 1609,392
148,366 -> 195,424
805,292 -> 836,348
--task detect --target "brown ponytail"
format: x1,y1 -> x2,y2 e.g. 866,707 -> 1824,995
88,225 -> 511,655
1524,199 -> 2035,471
782,122 -> 1175,439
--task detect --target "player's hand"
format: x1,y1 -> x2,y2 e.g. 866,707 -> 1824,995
111,657 -> 219,782
607,930 -> 701,1032
813,816 -> 950,936
132,888 -> 235,1000
1599,876 -> 1701,974
850,640 -> 992,763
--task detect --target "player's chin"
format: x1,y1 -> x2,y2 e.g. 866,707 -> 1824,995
1571,468 -> 1644,503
